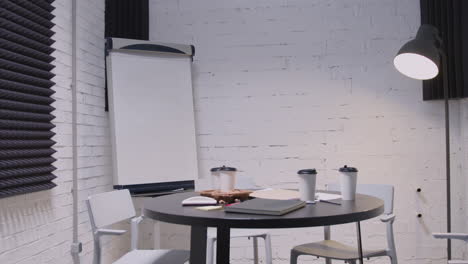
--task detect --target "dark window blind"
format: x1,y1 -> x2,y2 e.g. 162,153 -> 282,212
0,0 -> 57,198
420,0 -> 468,100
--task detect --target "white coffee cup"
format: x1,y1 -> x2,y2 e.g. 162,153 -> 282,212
210,167 -> 221,190
218,166 -> 237,192
339,165 -> 358,200
297,169 -> 317,203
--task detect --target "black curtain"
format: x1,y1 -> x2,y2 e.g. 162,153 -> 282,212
105,0 -> 149,40
0,0 -> 57,198
420,0 -> 468,100
104,0 -> 149,111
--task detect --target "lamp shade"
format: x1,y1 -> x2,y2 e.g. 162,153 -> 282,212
394,24 -> 441,80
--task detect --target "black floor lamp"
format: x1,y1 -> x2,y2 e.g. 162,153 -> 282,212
393,24 -> 452,260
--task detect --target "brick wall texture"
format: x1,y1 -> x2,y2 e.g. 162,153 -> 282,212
0,0 -> 128,263
1,0 -> 468,264
149,0 -> 468,263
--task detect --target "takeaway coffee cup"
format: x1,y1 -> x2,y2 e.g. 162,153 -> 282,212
211,166 -> 237,192
297,169 -> 317,203
339,165 -> 358,200
210,167 -> 221,190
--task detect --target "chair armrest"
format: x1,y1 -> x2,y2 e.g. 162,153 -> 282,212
433,233 -> 468,241
131,215 -> 144,225
130,216 -> 144,250
96,228 -> 127,236
380,214 -> 396,223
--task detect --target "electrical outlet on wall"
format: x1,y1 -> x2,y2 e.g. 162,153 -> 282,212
71,242 -> 82,254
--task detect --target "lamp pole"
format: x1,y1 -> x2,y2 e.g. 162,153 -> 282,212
394,24 -> 452,261
440,49 -> 451,260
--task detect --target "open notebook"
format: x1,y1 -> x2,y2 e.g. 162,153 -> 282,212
250,189 -> 341,201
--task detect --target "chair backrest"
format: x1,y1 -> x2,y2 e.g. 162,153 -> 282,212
327,183 -> 394,215
87,189 -> 136,228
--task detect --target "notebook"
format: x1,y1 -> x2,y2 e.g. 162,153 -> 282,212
224,198 -> 306,216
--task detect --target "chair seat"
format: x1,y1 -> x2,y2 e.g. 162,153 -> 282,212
449,261 -> 468,264
292,240 -> 387,260
113,249 -> 190,264
207,227 -> 269,239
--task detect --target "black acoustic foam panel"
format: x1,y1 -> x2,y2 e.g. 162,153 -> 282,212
0,0 -> 57,198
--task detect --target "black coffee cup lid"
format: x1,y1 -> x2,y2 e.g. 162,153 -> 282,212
297,169 -> 317,175
339,165 -> 358,172
210,165 -> 237,172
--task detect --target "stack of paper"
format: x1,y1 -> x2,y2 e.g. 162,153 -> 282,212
249,188 -> 300,200
250,189 -> 342,202
316,192 -> 341,201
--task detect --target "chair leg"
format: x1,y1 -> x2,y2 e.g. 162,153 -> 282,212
290,250 -> 300,264
389,254 -> 397,264
207,237 -> 216,264
253,237 -> 259,264
326,258 -> 332,264
264,234 -> 273,264
93,237 -> 101,264
347,260 -> 356,264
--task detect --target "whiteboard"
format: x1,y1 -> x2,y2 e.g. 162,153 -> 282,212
107,50 -> 198,186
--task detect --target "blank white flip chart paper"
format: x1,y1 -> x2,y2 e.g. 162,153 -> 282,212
107,50 -> 198,187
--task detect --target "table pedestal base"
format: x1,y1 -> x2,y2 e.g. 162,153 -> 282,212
190,226 -> 232,264
217,227 -> 231,263
190,226 -> 207,263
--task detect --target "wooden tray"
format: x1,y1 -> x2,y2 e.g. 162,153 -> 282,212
199,189 -> 252,204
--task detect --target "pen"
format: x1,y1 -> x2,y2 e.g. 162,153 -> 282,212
320,200 -> 341,205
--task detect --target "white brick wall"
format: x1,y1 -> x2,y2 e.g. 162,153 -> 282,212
450,98 -> 468,260
0,1 -> 127,263
149,0 -> 467,263
460,99 -> 468,260
1,1 -> 467,264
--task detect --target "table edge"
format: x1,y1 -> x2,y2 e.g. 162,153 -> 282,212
144,196 -> 385,228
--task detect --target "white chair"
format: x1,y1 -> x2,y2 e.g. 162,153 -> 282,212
433,233 -> 468,264
207,228 -> 272,264
290,184 -> 397,264
86,189 -> 190,264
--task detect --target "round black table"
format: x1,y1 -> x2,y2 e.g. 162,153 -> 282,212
144,192 -> 384,264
